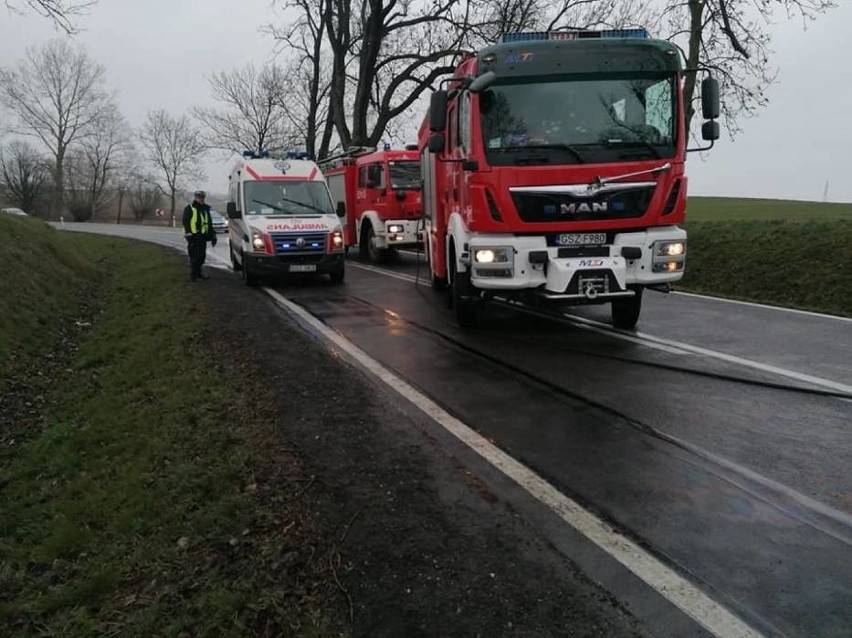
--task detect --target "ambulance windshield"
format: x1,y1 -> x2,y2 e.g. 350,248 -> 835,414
244,181 -> 335,216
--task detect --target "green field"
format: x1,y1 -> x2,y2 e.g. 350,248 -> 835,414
687,196 -> 852,222
677,197 -> 852,316
0,217 -> 343,636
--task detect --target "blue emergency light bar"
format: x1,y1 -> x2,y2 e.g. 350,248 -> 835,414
242,150 -> 271,159
497,28 -> 649,44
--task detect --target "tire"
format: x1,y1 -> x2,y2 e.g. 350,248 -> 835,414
362,223 -> 389,264
611,286 -> 643,329
329,268 -> 345,284
452,270 -> 478,328
448,248 -> 478,328
230,246 -> 243,272
241,253 -> 259,288
427,242 -> 447,291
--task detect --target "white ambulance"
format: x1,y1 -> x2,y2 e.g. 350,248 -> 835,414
226,151 -> 346,286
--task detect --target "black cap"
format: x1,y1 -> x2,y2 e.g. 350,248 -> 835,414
194,190 -> 206,197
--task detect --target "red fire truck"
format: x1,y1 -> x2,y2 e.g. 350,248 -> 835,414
320,146 -> 423,263
420,28 -> 720,328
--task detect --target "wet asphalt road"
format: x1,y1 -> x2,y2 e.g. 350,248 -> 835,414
58,224 -> 852,637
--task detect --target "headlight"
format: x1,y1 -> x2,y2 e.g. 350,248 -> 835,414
474,247 -> 511,264
330,227 -> 344,251
655,241 -> 685,257
387,224 -> 404,233
250,227 -> 269,252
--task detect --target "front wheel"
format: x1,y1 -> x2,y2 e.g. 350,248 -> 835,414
611,287 -> 643,329
230,246 -> 243,272
241,253 -> 259,288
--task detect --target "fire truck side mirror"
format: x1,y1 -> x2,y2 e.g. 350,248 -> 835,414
701,76 -> 720,120
701,120 -> 720,142
430,91 -> 448,131
428,134 -> 445,154
336,201 -> 346,217
226,202 -> 241,219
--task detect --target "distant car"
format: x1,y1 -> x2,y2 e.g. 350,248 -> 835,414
209,210 -> 228,234
1,207 -> 27,216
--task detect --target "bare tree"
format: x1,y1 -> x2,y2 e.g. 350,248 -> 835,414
128,175 -> 162,221
267,0 -> 336,158
64,105 -> 133,221
192,63 -> 298,155
139,110 -> 205,227
0,140 -> 50,215
661,0 -> 835,135
4,0 -> 96,33
0,39 -> 114,220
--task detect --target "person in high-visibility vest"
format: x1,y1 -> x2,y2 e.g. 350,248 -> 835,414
182,190 -> 217,281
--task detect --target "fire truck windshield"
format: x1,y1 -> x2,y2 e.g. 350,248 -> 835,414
244,181 -> 335,216
388,160 -> 421,190
479,74 -> 676,166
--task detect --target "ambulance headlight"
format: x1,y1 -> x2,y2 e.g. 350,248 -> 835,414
474,247 -> 511,264
251,227 -> 266,250
330,227 -> 345,251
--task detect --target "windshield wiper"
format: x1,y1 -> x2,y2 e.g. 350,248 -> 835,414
495,143 -> 586,164
252,198 -> 286,213
252,197 -> 329,215
604,140 -> 661,159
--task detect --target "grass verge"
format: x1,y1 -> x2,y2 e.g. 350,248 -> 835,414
687,196 -> 852,222
681,219 -> 852,316
0,224 -> 343,636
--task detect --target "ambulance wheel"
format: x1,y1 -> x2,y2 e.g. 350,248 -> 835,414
230,246 -> 242,272
611,287 -> 643,329
329,268 -> 345,284
241,253 -> 259,288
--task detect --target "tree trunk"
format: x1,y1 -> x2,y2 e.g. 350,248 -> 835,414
170,190 -> 176,228
117,189 -> 124,225
683,0 -> 706,134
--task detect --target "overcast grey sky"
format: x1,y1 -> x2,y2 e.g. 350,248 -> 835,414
1,0 -> 850,202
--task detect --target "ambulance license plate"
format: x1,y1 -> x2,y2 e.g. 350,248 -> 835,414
289,264 -> 317,273
556,233 -> 606,246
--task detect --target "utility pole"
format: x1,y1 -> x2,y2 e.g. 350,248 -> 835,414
823,181 -> 829,203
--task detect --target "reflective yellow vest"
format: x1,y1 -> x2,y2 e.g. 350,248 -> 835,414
188,204 -> 209,235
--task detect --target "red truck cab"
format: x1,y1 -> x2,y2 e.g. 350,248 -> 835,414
419,29 -> 720,328
321,146 -> 423,262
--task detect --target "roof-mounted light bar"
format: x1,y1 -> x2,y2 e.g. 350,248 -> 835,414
497,28 -> 649,44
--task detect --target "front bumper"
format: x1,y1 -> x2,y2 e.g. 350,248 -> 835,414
376,219 -> 421,249
244,252 -> 345,275
466,226 -> 686,296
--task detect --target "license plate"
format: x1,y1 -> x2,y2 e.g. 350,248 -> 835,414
289,264 -> 317,273
556,233 -> 606,246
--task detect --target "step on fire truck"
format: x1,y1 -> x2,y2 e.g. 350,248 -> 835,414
420,28 -> 720,329
320,145 -> 423,263
226,150 -> 346,286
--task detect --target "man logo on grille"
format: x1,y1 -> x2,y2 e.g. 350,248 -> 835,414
296,237 -> 306,247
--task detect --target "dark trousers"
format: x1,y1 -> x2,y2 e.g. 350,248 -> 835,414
187,236 -> 207,279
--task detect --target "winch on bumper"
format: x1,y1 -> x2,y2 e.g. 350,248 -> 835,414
464,226 -> 686,301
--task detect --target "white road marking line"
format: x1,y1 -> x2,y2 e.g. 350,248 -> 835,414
350,262 -> 852,394
561,313 -> 852,395
672,291 -> 852,323
264,286 -> 766,638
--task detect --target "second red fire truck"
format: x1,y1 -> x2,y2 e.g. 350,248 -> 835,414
420,28 -> 720,328
320,146 -> 423,263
